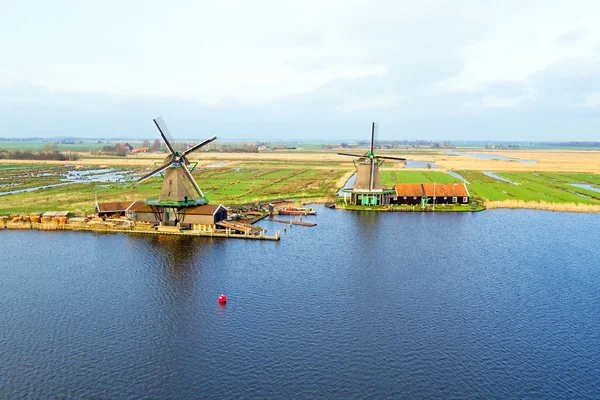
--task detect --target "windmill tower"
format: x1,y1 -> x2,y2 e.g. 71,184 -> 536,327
137,117 -> 216,224
338,122 -> 405,205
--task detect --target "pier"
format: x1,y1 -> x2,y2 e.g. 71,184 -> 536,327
0,220 -> 280,241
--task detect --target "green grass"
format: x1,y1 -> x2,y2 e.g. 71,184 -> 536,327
380,170 -> 461,186
0,164 -> 346,214
2,163 -> 599,215
0,163 -> 50,170
457,171 -> 600,204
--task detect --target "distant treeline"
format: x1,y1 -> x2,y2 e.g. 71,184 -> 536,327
0,145 -> 80,161
210,144 -> 258,153
539,142 -> 600,148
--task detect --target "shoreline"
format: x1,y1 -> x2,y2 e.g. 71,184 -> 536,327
0,220 -> 280,240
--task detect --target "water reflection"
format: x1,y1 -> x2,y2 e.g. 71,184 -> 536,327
2,209 -> 600,398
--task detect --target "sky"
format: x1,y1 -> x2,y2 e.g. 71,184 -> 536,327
1,0 -> 600,141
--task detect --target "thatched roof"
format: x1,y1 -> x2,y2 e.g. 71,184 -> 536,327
127,201 -> 158,213
96,201 -> 134,213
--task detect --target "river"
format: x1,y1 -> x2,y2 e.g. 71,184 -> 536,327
1,207 -> 599,398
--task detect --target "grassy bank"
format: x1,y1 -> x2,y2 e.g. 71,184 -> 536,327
1,160 -> 599,215
0,164 -> 346,214
485,200 -> 600,213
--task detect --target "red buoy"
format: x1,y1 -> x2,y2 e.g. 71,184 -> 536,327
218,294 -> 227,304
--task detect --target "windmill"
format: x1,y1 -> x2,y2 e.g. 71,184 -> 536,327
338,122 -> 405,205
138,117 -> 216,207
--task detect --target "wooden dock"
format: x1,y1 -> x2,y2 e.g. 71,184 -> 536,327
269,218 -> 317,227
2,221 -> 280,241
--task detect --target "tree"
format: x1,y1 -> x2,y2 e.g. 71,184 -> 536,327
151,139 -> 161,151
114,143 -> 128,157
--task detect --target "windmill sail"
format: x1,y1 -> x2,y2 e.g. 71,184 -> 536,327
338,122 -> 406,192
137,117 -> 216,205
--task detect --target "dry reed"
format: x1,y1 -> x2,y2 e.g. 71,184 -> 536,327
485,200 -> 600,213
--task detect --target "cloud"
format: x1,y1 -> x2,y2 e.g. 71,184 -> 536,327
576,93 -> 600,108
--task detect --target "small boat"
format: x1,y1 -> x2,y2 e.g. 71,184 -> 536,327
277,207 -> 317,216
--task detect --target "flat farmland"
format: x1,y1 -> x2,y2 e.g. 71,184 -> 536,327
1,148 -> 600,214
458,170 -> 600,204
0,164 -> 346,214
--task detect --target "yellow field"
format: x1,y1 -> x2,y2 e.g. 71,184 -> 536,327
485,200 -> 600,213
2,149 -> 599,173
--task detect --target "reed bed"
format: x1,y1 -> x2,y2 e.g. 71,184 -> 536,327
6,222 -> 32,229
485,200 -> 600,213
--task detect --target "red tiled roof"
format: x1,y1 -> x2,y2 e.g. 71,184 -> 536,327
422,183 -> 469,197
96,201 -> 134,213
394,184 -> 424,197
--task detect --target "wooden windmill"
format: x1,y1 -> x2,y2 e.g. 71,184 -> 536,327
138,117 -> 216,207
338,122 -> 405,205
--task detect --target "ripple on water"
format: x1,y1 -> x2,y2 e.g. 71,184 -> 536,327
0,210 -> 599,397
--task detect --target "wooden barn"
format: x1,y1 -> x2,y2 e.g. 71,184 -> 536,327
95,201 -> 227,230
391,184 -> 425,205
96,201 -> 134,218
422,183 -> 470,205
390,183 -> 470,206
126,201 -> 162,224
178,204 -> 228,230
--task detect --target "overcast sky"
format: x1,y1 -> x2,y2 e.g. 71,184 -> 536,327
1,0 -> 599,141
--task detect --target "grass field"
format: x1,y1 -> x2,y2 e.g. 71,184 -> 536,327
1,147 -> 600,214
0,164 -> 346,214
456,170 -> 600,204
380,170 -> 461,186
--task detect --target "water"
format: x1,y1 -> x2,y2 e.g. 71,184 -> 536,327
484,171 -> 519,185
338,172 -> 357,196
1,208 -> 599,398
571,183 -> 600,194
0,182 -> 73,196
446,170 -> 471,184
447,151 -> 537,164
404,160 -> 438,169
64,168 -> 135,183
0,168 -> 135,196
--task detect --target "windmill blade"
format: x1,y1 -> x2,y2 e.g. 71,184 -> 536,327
182,136 -> 217,157
181,162 -> 204,198
137,162 -> 173,183
153,117 -> 176,154
338,152 -> 366,158
378,155 -> 406,161
370,122 -> 378,155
